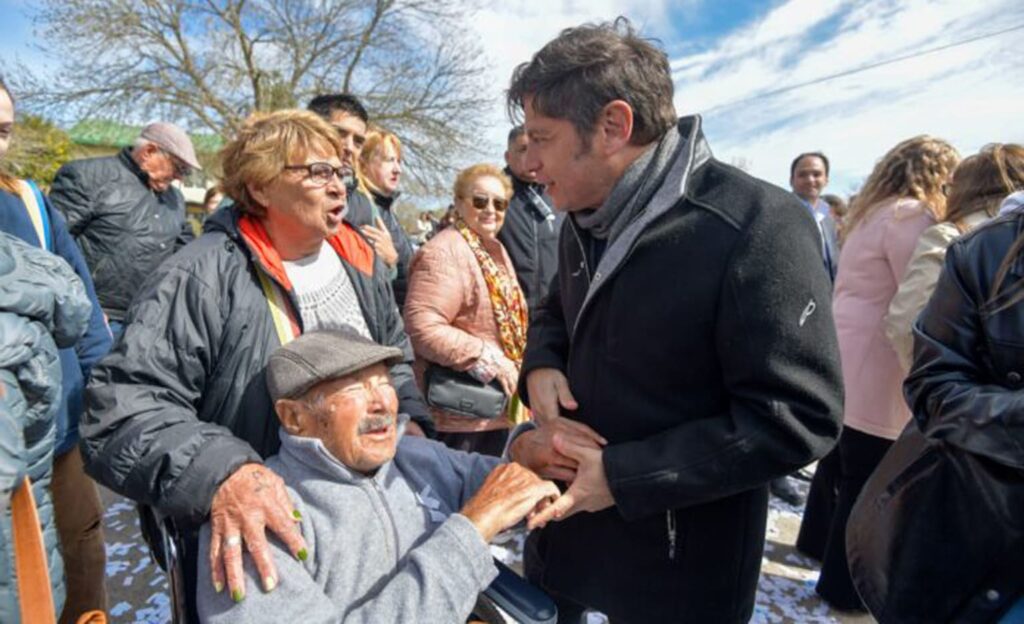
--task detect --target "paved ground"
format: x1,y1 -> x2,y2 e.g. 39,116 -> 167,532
100,478 -> 876,623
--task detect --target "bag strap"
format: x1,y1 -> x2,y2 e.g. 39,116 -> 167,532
11,476 -> 57,623
17,180 -> 52,252
257,270 -> 299,346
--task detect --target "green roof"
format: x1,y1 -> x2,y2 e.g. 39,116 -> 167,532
68,120 -> 222,153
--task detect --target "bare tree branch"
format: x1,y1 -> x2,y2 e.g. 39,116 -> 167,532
7,0 -> 491,193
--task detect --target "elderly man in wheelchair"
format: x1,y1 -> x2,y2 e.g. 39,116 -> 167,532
194,330 -> 559,623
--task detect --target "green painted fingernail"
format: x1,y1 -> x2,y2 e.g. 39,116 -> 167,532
214,581 -> 224,593
292,509 -> 302,520
264,576 -> 277,592
297,548 -> 308,561
232,589 -> 244,603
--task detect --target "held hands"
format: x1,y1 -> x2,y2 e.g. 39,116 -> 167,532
208,464 -> 308,602
460,463 -> 560,542
362,217 -> 399,267
525,368 -> 578,425
527,434 -> 615,530
509,417 -> 606,482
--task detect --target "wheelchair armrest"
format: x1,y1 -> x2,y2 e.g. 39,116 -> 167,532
481,558 -> 558,624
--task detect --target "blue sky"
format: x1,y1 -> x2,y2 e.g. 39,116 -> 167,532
4,0 -> 1024,194
471,0 -> 1024,193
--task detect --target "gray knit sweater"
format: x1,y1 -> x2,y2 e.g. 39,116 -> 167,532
196,421 -> 501,623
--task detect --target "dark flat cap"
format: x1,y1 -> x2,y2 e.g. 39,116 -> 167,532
267,330 -> 403,401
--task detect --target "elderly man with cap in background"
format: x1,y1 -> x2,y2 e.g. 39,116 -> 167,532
196,329 -> 561,621
49,121 -> 201,340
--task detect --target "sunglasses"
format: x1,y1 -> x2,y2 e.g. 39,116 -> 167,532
284,162 -> 354,187
469,194 -> 508,212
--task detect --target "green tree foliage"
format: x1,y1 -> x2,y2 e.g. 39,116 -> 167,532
4,114 -> 73,187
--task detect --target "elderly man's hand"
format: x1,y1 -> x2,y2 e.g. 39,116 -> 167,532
209,463 -> 307,602
460,463 -> 560,542
525,368 -> 577,425
362,218 -> 399,267
527,434 -> 614,530
509,417 -> 606,482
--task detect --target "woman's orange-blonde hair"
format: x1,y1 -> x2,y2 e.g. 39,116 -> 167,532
357,129 -> 402,196
219,109 -> 344,217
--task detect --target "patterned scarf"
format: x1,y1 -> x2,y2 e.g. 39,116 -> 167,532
454,217 -> 528,363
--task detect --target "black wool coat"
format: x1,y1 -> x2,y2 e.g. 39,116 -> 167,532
520,116 -> 844,623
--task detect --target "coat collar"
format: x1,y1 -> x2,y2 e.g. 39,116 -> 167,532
276,415 -> 409,485
220,208 -> 377,292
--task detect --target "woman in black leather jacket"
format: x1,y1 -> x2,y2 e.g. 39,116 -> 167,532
901,203 -> 1024,622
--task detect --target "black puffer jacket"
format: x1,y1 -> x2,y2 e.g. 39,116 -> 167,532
81,207 -> 432,525
49,148 -> 194,321
520,117 -> 842,623
498,171 -> 562,313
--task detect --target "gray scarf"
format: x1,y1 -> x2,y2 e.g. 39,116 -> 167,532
573,124 -> 683,242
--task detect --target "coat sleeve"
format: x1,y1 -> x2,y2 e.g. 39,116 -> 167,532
48,163 -> 95,238
602,202 -> 844,519
884,226 -> 950,373
80,262 -> 262,523
903,243 -> 1024,466
404,242 -> 487,370
196,509 -> 496,624
47,201 -> 112,378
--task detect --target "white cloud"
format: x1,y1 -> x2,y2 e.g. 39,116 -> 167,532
672,0 -> 1024,192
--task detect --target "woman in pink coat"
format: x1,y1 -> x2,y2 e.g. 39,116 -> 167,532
812,136 -> 960,611
404,164 -> 528,455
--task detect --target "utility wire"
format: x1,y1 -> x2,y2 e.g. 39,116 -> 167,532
701,21 -> 1024,114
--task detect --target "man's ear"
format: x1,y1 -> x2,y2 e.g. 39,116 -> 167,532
275,398 -> 308,435
596,100 -> 635,155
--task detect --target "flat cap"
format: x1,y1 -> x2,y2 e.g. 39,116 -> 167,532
139,122 -> 202,170
267,330 -> 403,401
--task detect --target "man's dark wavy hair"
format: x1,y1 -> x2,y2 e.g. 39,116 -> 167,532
507,17 -> 676,147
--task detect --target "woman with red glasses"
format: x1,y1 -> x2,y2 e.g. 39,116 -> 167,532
404,164 -> 528,455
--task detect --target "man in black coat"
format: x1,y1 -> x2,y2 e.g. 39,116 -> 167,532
499,126 -> 562,314
505,19 -> 843,624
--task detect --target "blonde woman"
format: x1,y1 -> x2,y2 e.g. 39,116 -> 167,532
404,164 -> 527,456
357,129 -> 415,307
812,135 -> 960,611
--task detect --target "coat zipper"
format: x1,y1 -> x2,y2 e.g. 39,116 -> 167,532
371,480 -> 401,567
667,510 -> 677,561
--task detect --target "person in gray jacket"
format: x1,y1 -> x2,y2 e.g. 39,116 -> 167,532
196,330 -> 559,621
0,232 -> 91,623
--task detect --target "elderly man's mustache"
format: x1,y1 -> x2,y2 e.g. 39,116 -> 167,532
358,412 -> 394,434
